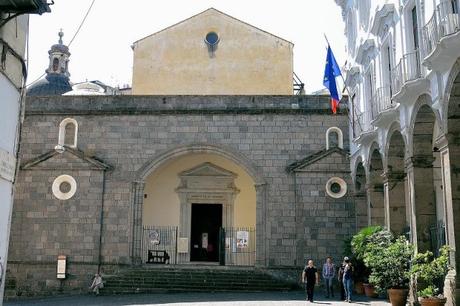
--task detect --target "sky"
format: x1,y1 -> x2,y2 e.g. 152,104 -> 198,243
27,0 -> 346,93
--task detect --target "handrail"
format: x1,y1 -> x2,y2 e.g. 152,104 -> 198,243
422,1 -> 459,55
372,86 -> 395,118
390,49 -> 422,97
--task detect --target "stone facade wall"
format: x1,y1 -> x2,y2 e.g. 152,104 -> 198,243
293,152 -> 354,265
7,95 -> 353,296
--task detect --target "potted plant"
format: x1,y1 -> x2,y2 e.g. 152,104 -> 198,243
363,231 -> 413,306
411,245 -> 450,306
350,226 -> 382,297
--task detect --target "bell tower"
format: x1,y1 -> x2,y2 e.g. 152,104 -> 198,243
46,29 -> 70,77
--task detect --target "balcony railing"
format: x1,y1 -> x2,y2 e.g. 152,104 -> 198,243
391,49 -> 422,96
423,1 -> 460,55
353,109 -> 373,139
371,86 -> 396,118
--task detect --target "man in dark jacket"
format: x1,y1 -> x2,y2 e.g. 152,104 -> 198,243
302,259 -> 320,302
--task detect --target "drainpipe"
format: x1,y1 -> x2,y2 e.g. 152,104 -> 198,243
97,170 -> 107,274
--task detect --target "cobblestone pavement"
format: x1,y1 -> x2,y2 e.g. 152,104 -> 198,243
5,291 -> 391,306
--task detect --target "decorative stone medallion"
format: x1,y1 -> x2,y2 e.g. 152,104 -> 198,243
326,177 -> 347,199
52,174 -> 77,200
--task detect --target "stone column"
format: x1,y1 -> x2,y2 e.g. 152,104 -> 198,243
365,182 -> 372,227
178,194 -> 191,263
255,183 -> 267,267
384,170 -> 408,235
405,158 -> 417,247
131,181 -> 145,265
438,135 -> 456,266
382,172 -> 391,230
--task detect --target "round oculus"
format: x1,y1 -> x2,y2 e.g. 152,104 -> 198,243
326,177 -> 347,199
52,174 -> 77,200
205,32 -> 219,46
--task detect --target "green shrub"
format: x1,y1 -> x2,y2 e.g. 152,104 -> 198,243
411,245 -> 450,298
351,226 -> 383,260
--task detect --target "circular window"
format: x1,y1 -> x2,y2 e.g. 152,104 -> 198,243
52,175 -> 77,200
326,177 -> 347,199
205,32 -> 219,46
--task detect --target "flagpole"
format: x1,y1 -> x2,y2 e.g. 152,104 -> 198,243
323,34 -> 355,136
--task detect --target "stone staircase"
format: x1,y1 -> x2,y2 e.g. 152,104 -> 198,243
101,265 -> 297,294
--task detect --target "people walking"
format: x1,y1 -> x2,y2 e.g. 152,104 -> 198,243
322,256 -> 335,298
342,257 -> 354,303
302,259 -> 319,303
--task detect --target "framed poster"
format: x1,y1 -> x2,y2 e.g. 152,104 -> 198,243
149,230 -> 160,245
236,231 -> 249,248
178,238 -> 189,253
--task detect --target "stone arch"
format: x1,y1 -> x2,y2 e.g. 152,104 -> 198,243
407,94 -> 442,156
58,118 -> 78,148
326,127 -> 344,150
137,144 -> 265,185
411,103 -> 442,252
442,57 -> 460,134
131,143 -> 267,266
386,127 -> 409,235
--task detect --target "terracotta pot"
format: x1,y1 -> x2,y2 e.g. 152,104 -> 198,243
363,283 -> 378,298
354,281 -> 364,295
419,297 -> 447,306
387,288 -> 409,306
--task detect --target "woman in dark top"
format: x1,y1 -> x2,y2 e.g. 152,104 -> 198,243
302,259 -> 319,302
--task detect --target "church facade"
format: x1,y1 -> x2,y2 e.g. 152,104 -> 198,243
6,9 -> 356,296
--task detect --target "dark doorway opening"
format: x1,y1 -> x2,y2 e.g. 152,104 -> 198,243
190,203 -> 222,262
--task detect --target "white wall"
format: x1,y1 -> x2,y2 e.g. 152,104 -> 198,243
0,15 -> 28,306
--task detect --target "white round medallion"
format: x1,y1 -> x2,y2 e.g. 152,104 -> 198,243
325,177 -> 347,199
52,175 -> 77,200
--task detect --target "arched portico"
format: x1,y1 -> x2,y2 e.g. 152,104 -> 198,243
130,144 -> 267,266
385,128 -> 409,235
410,103 -> 443,252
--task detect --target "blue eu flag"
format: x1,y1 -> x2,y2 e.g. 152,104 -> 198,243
323,46 -> 342,114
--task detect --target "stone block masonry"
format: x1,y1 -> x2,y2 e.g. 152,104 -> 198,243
7,95 -> 353,296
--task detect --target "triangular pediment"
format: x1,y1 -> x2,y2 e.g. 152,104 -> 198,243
133,8 -> 292,46
179,162 -> 237,178
287,147 -> 349,173
21,146 -> 111,171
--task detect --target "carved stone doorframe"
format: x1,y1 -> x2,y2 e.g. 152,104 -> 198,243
175,162 -> 239,263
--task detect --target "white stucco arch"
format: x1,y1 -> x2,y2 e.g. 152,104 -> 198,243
326,127 -> 344,150
58,118 -> 78,148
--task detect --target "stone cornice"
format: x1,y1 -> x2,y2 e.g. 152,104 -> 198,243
25,95 -> 349,116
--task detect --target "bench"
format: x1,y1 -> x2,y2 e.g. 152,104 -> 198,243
147,250 -> 170,264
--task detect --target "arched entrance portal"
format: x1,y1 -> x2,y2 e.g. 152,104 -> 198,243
142,152 -> 256,265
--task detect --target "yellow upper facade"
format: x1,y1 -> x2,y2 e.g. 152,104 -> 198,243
132,8 -> 294,95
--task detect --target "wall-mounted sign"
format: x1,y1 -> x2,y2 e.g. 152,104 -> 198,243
236,231 -> 249,248
57,255 -> 66,279
178,238 -> 189,253
0,149 -> 16,182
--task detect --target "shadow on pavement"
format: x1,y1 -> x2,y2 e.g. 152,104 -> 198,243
5,291 -> 389,306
